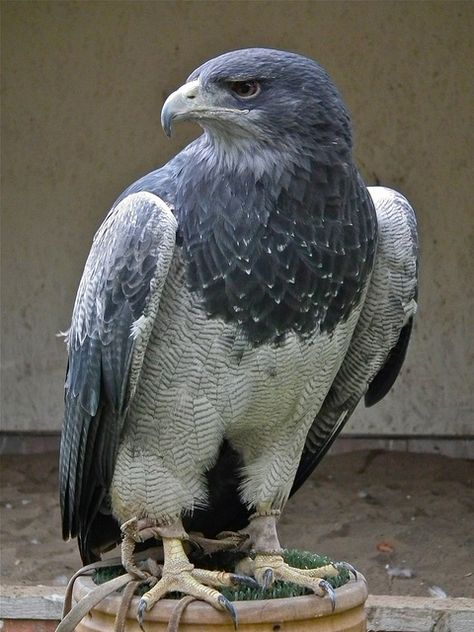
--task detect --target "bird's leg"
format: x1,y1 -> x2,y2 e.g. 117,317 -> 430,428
133,518 -> 258,628
120,517 -> 165,580
242,512 -> 339,607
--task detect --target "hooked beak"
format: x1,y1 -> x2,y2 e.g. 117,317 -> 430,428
161,79 -> 248,137
161,79 -> 201,137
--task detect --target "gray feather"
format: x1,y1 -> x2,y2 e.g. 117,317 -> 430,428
294,187 -> 418,488
60,192 -> 177,546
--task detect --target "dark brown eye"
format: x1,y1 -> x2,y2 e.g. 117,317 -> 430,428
228,80 -> 261,98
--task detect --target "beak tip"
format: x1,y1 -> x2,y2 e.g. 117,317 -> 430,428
161,79 -> 201,139
161,112 -> 173,138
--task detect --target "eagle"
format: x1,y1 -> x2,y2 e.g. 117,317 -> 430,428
60,48 -> 418,622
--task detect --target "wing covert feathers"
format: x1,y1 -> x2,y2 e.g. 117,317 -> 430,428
60,192 -> 177,558
293,187 -> 418,491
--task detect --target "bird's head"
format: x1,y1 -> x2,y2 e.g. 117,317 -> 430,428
161,48 -> 352,154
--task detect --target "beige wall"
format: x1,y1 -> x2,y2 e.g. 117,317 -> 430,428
2,1 -> 473,435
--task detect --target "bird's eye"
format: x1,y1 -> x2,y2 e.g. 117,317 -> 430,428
228,81 -> 261,99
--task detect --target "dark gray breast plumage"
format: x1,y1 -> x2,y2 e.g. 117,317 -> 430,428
173,145 -> 377,344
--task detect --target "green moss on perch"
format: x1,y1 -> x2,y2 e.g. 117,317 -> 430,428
93,549 -> 350,601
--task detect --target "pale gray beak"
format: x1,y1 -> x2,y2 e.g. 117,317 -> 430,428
161,80 -> 201,137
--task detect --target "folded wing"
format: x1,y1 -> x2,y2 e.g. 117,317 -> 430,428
60,192 -> 177,561
293,186 -> 418,491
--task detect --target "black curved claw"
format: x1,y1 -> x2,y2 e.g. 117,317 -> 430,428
218,594 -> 238,629
262,568 -> 274,590
230,573 -> 259,589
319,579 -> 336,611
137,598 -> 148,632
337,561 -> 358,580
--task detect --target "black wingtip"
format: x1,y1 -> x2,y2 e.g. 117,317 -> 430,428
365,317 -> 414,407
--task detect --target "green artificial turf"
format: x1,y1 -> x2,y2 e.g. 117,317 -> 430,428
93,548 -> 350,602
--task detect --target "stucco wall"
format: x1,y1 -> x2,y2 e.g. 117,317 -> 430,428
2,1 -> 473,434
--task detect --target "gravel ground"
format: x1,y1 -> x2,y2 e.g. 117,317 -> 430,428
0,449 -> 472,598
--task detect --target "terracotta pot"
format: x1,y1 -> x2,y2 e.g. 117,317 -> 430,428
72,574 -> 368,631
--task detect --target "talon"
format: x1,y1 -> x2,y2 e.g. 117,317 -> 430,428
137,597 -> 148,631
337,561 -> 358,580
218,594 -> 238,629
230,573 -> 259,589
319,579 -> 336,611
262,568 -> 274,589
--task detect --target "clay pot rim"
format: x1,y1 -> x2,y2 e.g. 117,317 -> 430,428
74,573 -> 368,624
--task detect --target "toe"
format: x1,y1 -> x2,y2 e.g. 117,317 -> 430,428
191,568 -> 257,589
296,563 -> 339,579
251,553 -> 342,606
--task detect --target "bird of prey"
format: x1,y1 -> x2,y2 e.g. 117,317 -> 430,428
60,48 -> 418,621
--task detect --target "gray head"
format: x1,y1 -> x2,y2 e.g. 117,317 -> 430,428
161,48 -> 352,152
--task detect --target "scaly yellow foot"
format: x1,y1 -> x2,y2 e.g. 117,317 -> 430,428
137,537 -> 257,629
252,553 -> 339,609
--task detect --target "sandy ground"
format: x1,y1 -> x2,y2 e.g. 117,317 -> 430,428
0,450 -> 472,598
